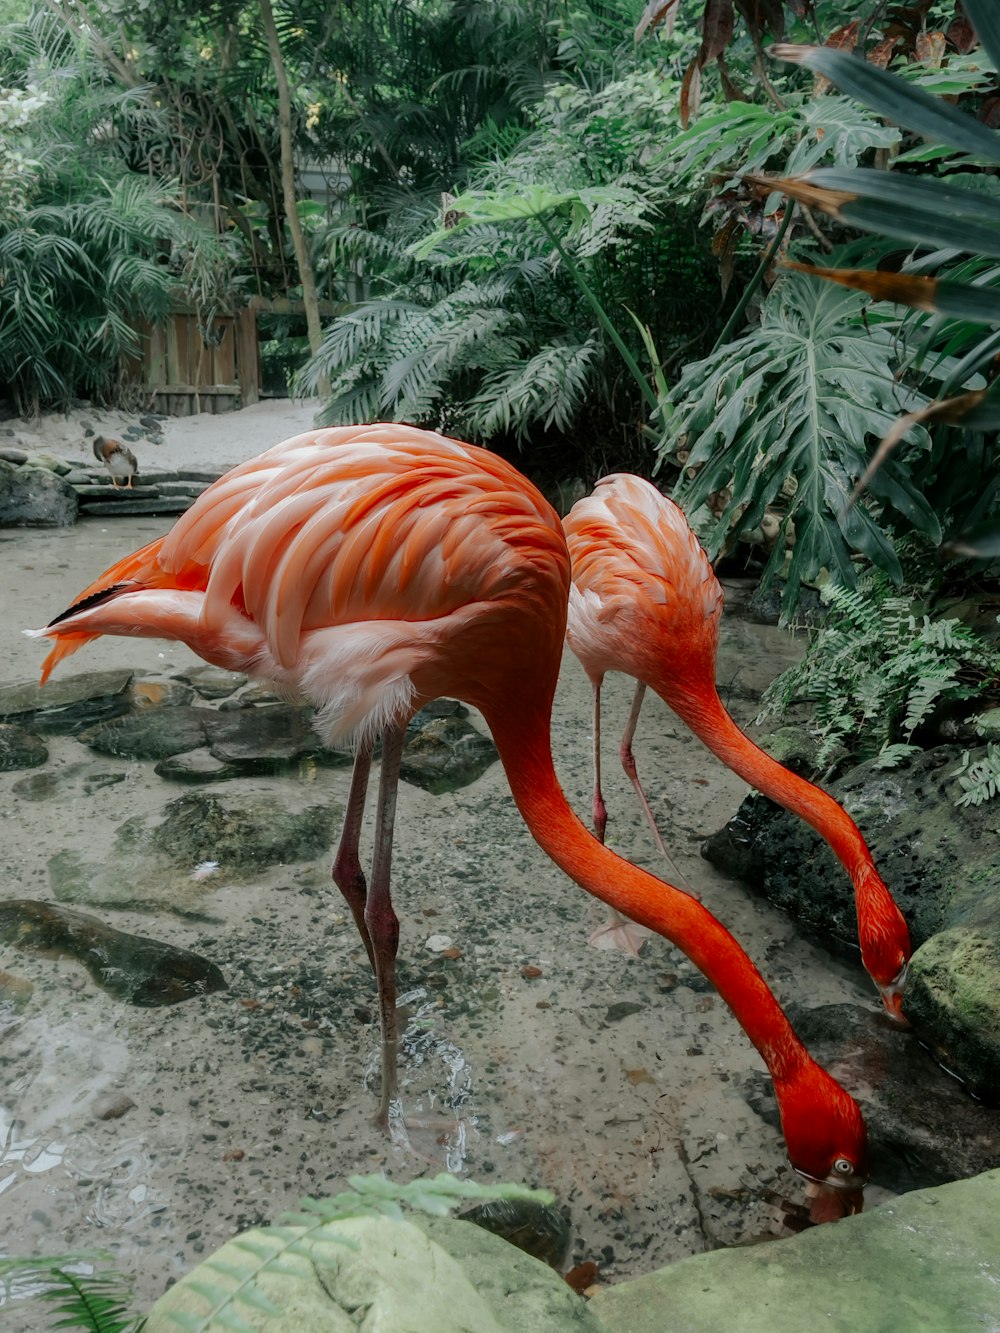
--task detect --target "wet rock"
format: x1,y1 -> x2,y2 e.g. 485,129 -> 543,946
742,1003 -> 1000,1195
0,899 -> 226,1005
147,1213 -> 601,1333
177,666 -> 247,700
123,790 -> 337,874
400,715 -> 498,794
205,705 -> 330,769
0,722 -> 48,770
459,1199 -> 571,1270
704,745 -> 1000,1093
0,669 -> 135,735
155,748 -> 240,784
127,678 -> 195,710
93,1093 -> 136,1120
78,706 -> 211,759
589,1168 -> 1000,1333
0,458 -> 78,526
0,447 -> 27,464
904,928 -> 1000,1103
703,744 -> 1000,953
12,760 -> 127,801
0,969 -> 33,1012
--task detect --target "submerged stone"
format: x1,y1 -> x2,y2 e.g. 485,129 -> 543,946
0,669 -> 134,734
177,666 -> 247,699
0,722 -> 48,770
127,678 -> 195,710
0,899 -> 226,1005
206,704 -> 327,765
155,748 -> 239,783
78,706 -> 211,759
122,789 -> 337,874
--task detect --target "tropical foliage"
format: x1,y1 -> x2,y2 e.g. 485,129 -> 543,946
757,562 -> 1000,779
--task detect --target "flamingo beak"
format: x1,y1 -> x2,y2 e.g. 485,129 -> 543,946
879,964 -> 910,1027
804,1179 -> 865,1223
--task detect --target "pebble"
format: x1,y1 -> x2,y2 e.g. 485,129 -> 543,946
424,933 -> 454,953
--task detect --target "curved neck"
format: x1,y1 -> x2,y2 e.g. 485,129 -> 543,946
485,701 -> 810,1089
666,684 -> 870,876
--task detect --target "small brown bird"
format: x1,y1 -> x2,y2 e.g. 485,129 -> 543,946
93,436 -> 138,489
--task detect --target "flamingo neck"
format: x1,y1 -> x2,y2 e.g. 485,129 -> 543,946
485,701 -> 811,1089
662,681 -> 909,984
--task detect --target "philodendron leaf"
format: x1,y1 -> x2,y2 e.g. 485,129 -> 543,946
771,43 -> 1000,160
660,272 -> 936,614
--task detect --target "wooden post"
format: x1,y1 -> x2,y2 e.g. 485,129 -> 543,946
236,308 -> 260,406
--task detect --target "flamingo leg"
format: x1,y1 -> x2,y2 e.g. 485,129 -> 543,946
365,721 -> 406,1130
619,680 -> 696,897
331,742 -> 376,970
587,677 -> 652,956
591,678 -> 608,844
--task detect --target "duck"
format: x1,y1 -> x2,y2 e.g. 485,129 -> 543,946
93,436 -> 138,489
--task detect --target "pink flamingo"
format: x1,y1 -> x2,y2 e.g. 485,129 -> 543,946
564,472 -> 910,1019
34,424 -> 868,1220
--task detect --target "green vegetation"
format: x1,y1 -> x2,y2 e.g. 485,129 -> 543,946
1,1172 -> 552,1330
757,560 -> 1000,787
0,0 -> 997,608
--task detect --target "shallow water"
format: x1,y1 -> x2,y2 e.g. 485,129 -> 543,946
0,518 -> 888,1323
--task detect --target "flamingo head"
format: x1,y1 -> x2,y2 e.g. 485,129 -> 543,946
777,1064 -> 868,1224
877,962 -> 909,1026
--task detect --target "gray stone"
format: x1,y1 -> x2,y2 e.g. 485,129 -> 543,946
177,665 -> 247,699
703,745 -> 1000,1093
147,1212 -> 601,1333
206,705 -> 326,766
120,789 -> 337,874
0,722 -> 48,770
0,669 -> 135,735
0,899 -> 226,1006
588,1169 -> 1000,1333
741,1003 -> 1000,1196
78,706 -> 211,759
126,677 -> 195,710
26,452 -> 72,475
155,747 -> 240,783
0,447 -> 27,464
400,714 -> 498,794
0,458 -> 78,526
904,928 -> 1000,1102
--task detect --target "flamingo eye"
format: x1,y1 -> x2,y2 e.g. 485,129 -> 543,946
833,1157 -> 854,1175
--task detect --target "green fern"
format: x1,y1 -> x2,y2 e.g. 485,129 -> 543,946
953,743 -> 1000,807
758,564 -> 1000,789
0,1254 -> 140,1332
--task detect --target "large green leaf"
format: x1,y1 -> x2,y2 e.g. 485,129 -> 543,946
964,0 -> 1000,72
771,44 -> 1000,161
659,273 -> 940,614
748,168 -> 1000,259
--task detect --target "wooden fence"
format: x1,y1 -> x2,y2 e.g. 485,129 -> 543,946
135,309 -> 260,416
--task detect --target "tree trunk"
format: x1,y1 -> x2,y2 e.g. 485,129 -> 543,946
258,0 -> 326,371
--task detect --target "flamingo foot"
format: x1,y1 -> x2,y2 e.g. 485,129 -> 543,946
588,910 -> 653,957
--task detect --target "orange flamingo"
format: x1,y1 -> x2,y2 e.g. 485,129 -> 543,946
32,424 -> 867,1220
564,472 -> 911,1019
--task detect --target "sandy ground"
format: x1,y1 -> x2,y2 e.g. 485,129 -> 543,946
0,405 -> 887,1325
8,398 -> 325,475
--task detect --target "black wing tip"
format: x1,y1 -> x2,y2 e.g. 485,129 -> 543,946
47,582 -> 131,628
